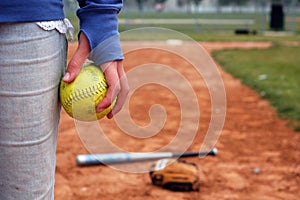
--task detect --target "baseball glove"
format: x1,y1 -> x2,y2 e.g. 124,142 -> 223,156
149,159 -> 200,191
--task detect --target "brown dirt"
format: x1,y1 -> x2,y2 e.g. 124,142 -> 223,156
55,41 -> 300,200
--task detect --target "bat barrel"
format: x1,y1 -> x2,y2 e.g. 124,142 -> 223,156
76,152 -> 173,166
76,148 -> 218,166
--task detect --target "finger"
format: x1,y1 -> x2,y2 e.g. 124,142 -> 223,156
96,61 -> 120,112
63,33 -> 90,83
107,61 -> 129,119
107,71 -> 129,119
117,60 -> 126,79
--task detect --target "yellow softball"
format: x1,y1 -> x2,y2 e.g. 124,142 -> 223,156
60,63 -> 116,121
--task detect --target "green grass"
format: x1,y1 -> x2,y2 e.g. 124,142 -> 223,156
212,44 -> 300,131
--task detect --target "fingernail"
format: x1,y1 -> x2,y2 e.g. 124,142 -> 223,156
63,72 -> 70,81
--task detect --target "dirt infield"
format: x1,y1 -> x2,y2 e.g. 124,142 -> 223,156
55,41 -> 300,200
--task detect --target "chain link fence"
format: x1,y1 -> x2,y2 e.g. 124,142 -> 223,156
63,0 -> 299,36
120,0 -> 299,35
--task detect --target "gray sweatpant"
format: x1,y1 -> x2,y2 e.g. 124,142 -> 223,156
0,22 -> 67,200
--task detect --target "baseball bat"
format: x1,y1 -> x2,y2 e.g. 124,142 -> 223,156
76,147 -> 218,166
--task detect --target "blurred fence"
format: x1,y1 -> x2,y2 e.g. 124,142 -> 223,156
63,0 -> 299,36
120,0 -> 299,35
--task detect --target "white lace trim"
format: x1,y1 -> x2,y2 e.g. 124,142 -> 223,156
36,18 -> 74,42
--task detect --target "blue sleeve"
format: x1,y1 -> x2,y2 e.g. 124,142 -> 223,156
76,0 -> 124,66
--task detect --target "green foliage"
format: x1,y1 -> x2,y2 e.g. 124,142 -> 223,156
212,44 -> 300,131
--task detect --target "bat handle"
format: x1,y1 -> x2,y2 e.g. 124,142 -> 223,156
209,147 -> 218,156
178,147 -> 218,157
197,147 -> 218,156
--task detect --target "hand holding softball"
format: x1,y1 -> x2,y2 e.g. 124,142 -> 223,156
96,60 -> 129,119
63,33 -> 129,119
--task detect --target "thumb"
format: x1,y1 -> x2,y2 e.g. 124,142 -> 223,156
63,33 -> 90,83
